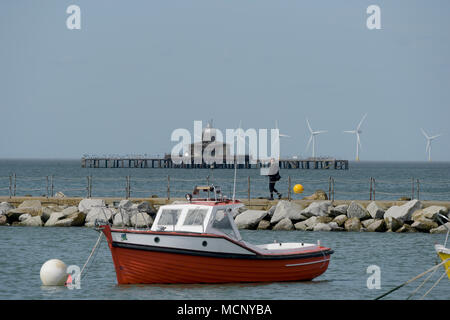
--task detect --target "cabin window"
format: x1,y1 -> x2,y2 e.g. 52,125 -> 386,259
212,209 -> 237,239
157,209 -> 182,227
183,208 -> 208,226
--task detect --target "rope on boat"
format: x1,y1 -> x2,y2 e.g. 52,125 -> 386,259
80,232 -> 104,280
406,264 -> 440,300
374,258 -> 449,300
420,268 -> 449,300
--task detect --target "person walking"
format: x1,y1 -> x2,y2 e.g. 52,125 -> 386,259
268,158 -> 282,200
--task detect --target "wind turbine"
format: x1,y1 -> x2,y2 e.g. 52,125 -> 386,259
305,118 -> 327,159
344,113 -> 367,161
275,120 -> 290,138
421,128 -> 442,162
273,120 -> 290,159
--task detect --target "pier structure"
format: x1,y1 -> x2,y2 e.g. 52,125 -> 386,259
81,121 -> 348,170
81,156 -> 348,170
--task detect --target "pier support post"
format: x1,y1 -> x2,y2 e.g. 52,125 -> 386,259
331,177 -> 335,202
416,179 -> 420,200
288,176 -> 291,201
9,175 -> 12,198
86,176 -> 90,198
247,176 -> 250,203
167,175 -> 170,200
328,176 -> 332,201
50,175 -> 53,197
372,177 -> 376,201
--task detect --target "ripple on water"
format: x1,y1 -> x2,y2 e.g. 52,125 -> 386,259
0,227 -> 448,300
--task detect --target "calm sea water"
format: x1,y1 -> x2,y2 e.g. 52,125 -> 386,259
0,160 -> 449,201
0,226 -> 448,300
0,160 -> 448,300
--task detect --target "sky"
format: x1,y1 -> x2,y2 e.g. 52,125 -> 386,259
1,0 -> 449,161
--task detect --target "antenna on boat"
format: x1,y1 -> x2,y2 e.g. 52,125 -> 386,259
232,120 -> 243,202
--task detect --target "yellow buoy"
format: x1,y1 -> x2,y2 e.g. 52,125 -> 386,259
293,184 -> 304,194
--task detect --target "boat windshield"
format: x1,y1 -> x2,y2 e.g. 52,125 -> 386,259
157,208 -> 182,230
183,208 -> 208,226
211,209 -> 239,240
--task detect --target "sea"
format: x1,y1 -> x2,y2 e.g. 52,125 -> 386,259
0,160 -> 449,300
0,160 -> 449,201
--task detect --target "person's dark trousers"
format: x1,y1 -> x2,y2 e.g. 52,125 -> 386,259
269,182 -> 280,200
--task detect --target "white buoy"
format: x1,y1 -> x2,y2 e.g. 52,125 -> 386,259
40,259 -> 68,286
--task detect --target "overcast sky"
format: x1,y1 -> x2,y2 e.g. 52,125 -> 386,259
1,1 -> 449,161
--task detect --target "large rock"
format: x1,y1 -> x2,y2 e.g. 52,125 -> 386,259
131,212 -> 153,228
257,220 -> 271,230
18,200 -> 42,209
411,218 -> 438,232
61,206 -> 79,217
135,201 -> 156,214
84,207 -> 114,227
19,216 -> 43,227
113,210 -> 131,227
332,214 -> 348,227
384,216 -> 403,232
8,200 -> 43,217
313,223 -> 332,232
294,221 -> 308,231
44,212 -> 65,227
367,219 -> 386,232
44,207 -> 85,227
383,200 -> 422,223
270,201 -> 305,224
52,212 -> 86,227
329,205 -> 348,217
430,223 -> 450,234
235,210 -> 268,229
0,215 -> 7,225
302,189 -> 328,200
328,221 -> 345,231
412,206 -> 449,223
6,209 -> 30,222
0,202 -> 14,215
347,201 -> 371,220
19,213 -> 32,222
78,199 -> 106,214
367,202 -> 386,219
295,216 -> 332,231
344,217 -> 362,232
272,218 -> 294,231
118,200 -> 133,210
267,206 -> 276,218
41,207 -> 55,223
395,224 -> 418,233
300,201 -> 332,218
362,219 -> 375,228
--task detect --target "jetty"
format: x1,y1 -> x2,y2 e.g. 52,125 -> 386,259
81,156 -> 349,170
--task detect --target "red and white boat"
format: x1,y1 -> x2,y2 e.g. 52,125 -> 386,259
99,186 -> 333,284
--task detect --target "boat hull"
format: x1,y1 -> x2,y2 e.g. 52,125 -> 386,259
102,227 -> 332,284
435,245 -> 450,280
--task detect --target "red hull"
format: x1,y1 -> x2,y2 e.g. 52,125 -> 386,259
101,226 -> 332,284
109,245 -> 331,284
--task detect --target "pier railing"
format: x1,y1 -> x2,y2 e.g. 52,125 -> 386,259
0,174 -> 449,201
